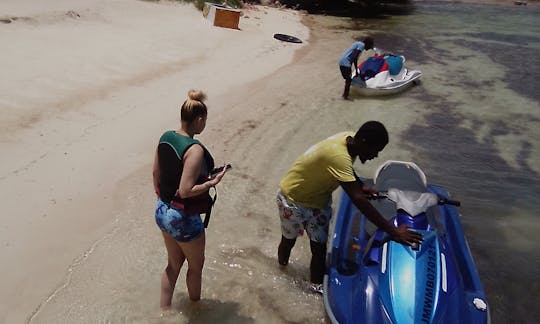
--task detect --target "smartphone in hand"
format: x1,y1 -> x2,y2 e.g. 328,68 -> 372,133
210,164 -> 232,176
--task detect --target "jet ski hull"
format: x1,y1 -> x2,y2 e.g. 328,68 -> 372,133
324,161 -> 490,324
350,54 -> 423,96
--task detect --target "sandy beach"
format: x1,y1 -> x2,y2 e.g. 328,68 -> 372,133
2,0 -> 539,322
0,1 -> 311,322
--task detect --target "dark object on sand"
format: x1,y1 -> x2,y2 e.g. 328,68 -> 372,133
273,33 -> 302,43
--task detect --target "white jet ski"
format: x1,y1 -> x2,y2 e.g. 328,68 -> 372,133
350,54 -> 422,96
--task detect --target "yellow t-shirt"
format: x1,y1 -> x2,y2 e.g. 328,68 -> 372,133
280,132 -> 356,209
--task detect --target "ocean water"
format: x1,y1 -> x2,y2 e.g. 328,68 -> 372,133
27,2 -> 539,324
357,2 -> 540,322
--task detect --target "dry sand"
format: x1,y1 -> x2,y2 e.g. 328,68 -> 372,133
0,1 -> 309,322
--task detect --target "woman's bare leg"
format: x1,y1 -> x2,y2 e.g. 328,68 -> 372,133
160,231 -> 185,310
178,232 -> 205,301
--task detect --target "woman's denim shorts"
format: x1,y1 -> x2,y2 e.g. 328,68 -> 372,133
155,198 -> 204,242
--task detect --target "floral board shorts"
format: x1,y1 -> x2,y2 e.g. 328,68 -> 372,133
276,191 -> 332,243
155,198 -> 204,243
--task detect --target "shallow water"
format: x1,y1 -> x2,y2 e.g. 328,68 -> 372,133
28,2 -> 539,324
359,2 -> 540,322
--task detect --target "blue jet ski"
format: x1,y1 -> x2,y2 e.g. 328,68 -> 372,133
324,160 -> 490,324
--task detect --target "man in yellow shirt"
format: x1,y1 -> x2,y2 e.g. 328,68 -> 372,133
277,121 -> 422,292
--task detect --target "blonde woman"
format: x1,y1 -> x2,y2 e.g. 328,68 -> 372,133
152,90 -> 228,309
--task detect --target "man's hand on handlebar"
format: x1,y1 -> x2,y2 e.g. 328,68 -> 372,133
391,224 -> 423,246
361,184 -> 378,198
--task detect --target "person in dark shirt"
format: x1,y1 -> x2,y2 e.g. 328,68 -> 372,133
152,89 -> 228,310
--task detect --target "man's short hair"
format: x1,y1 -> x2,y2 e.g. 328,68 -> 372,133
354,121 -> 388,148
363,36 -> 374,50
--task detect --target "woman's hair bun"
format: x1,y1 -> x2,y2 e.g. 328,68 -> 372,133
181,89 -> 208,123
187,89 -> 207,102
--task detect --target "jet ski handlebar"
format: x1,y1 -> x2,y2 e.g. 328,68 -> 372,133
440,197 -> 461,206
368,191 -> 461,207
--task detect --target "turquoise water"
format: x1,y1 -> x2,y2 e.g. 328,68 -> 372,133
355,2 -> 540,322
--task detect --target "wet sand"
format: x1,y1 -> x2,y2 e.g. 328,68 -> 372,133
0,1 -> 310,322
